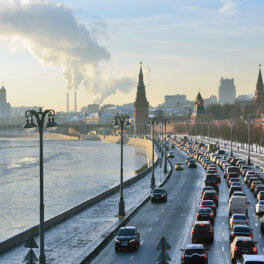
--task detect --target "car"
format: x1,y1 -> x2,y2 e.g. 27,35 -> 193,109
257,191 -> 264,201
247,177 -> 259,187
230,237 -> 258,263
200,200 -> 216,215
202,190 -> 218,206
170,144 -> 175,149
201,186 -> 214,197
229,185 -> 243,198
256,200 -> 264,215
229,214 -> 248,229
114,226 -> 140,251
228,178 -> 240,187
188,160 -> 197,168
150,188 -> 167,202
250,181 -> 262,191
185,157 -> 192,164
168,151 -> 175,158
254,185 -> 264,197
191,221 -> 214,243
175,162 -> 184,170
181,244 -> 208,264
230,225 -> 253,242
196,207 -> 214,224
241,254 -> 264,264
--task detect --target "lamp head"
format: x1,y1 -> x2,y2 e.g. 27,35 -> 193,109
113,119 -> 119,128
147,119 -> 151,126
23,118 -> 37,132
45,117 -> 57,131
125,119 -> 131,128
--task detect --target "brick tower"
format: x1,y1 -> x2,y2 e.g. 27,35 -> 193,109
190,92 -> 207,123
134,62 -> 149,135
253,64 -> 264,104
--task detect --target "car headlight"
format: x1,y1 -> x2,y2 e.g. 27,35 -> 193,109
130,239 -> 136,243
115,238 -> 120,243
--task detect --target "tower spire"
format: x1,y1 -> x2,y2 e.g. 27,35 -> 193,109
257,64 -> 263,89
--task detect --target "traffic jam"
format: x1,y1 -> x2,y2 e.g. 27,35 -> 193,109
173,136 -> 264,264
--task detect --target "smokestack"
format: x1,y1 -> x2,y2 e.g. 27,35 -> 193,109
74,90 -> 77,112
67,92 -> 69,112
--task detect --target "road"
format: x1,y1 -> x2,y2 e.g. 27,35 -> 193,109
90,144 -> 264,264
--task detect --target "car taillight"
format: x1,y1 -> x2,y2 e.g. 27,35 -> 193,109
209,229 -> 213,233
192,230 -> 194,233
245,221 -> 248,224
249,234 -> 252,237
232,221 -> 234,223
213,196 -> 217,199
210,213 -> 213,217
196,213 -> 199,217
232,234 -> 236,237
182,255 -> 184,259
253,246 -> 257,252
234,246 -> 237,251
204,254 -> 207,259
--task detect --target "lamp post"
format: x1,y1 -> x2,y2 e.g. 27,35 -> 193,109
207,120 -> 210,142
163,119 -> 169,173
113,114 -> 131,217
246,119 -> 252,165
23,108 -> 57,264
147,117 -> 159,189
229,120 -> 233,157
161,123 -> 164,157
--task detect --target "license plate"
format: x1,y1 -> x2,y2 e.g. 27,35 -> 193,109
121,243 -> 128,246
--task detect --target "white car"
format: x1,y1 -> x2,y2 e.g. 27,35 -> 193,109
256,200 -> 264,215
241,255 -> 264,263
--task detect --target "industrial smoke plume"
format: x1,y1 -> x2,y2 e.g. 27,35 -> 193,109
0,0 -> 136,104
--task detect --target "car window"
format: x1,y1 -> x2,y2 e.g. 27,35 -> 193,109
194,224 -> 211,231
185,249 -> 204,254
234,226 -> 250,232
236,241 -> 254,247
198,208 -> 211,213
153,189 -> 164,194
118,229 -> 135,236
233,215 -> 246,220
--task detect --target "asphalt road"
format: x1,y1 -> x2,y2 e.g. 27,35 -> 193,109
89,145 -> 264,264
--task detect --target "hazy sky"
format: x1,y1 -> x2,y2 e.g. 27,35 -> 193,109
0,0 -> 263,111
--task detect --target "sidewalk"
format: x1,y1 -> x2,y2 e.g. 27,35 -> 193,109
0,155 -> 170,263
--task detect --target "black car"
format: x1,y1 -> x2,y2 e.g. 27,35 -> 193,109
200,200 -> 217,215
201,186 -> 214,198
196,208 -> 214,224
229,185 -> 243,198
170,144 -> 175,149
202,190 -> 218,206
114,226 -> 140,251
150,188 -> 167,202
168,151 -> 175,158
191,221 -> 214,243
230,225 -> 253,242
181,244 -> 208,264
254,185 -> 264,197
188,160 -> 197,168
260,217 -> 264,233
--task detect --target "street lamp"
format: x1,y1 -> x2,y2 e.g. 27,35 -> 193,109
245,119 -> 252,165
229,120 -> 233,157
23,108 -> 57,264
161,123 -> 164,157
147,117 -> 159,189
113,114 -> 131,217
162,119 -> 169,173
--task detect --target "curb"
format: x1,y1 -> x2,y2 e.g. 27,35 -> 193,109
78,158 -> 173,264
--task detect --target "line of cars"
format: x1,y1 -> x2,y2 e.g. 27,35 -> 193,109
173,137 -> 264,264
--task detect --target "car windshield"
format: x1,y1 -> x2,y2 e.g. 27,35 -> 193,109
194,224 -> 211,231
118,229 -> 135,236
176,163 -> 182,165
233,215 -> 247,220
185,249 -> 204,255
153,189 -> 164,194
234,226 -> 250,232
202,201 -> 214,205
259,201 -> 264,205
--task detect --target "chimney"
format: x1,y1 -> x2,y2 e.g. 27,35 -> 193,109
74,90 -> 77,112
67,92 -> 69,112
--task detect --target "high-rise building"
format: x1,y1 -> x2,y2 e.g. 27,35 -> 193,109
134,63 -> 149,135
0,84 -> 10,122
164,94 -> 187,107
218,77 -> 236,105
253,65 -> 264,104
88,104 -> 99,113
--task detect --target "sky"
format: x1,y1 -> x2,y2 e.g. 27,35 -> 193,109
0,0 -> 263,111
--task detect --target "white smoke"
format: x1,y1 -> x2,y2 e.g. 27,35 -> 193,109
0,0 -> 135,103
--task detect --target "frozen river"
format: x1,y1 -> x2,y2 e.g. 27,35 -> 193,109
0,138 -> 147,241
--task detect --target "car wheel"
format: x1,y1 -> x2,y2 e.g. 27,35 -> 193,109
115,247 -> 118,252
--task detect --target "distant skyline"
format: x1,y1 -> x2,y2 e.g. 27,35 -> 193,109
0,0 -> 263,111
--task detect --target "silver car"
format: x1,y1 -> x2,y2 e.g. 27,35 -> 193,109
256,200 -> 264,215
229,214 -> 248,229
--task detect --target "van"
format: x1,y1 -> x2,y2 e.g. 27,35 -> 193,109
229,196 -> 248,216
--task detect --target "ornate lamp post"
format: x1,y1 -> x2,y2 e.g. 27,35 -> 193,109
113,114 -> 131,217
229,120 -> 233,157
246,119 -> 252,165
162,119 -> 169,173
23,108 -> 57,264
147,117 -> 159,189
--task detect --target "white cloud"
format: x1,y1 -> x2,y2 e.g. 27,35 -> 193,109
0,0 -> 135,103
219,0 -> 239,16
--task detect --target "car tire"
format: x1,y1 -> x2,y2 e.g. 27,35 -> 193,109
115,247 -> 118,252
